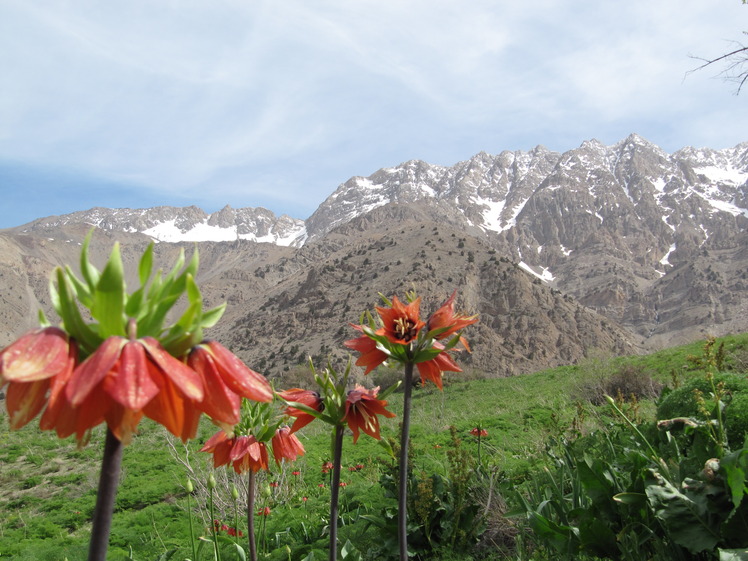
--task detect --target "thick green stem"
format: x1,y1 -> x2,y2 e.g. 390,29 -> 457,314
248,470 -> 257,561
398,362 -> 414,561
87,428 -> 123,561
329,425 -> 344,561
187,490 -> 197,561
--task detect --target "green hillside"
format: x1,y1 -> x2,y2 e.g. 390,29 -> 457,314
1,333 -> 747,561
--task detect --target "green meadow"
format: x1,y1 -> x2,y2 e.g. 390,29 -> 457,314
2,333 -> 747,561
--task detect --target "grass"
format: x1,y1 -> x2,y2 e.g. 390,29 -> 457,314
1,332 -> 747,560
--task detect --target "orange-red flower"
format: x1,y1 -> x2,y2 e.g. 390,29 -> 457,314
230,435 -> 269,473
375,296 -> 425,344
470,427 -> 488,437
271,426 -> 305,465
257,506 -> 271,516
63,335 -> 204,443
188,341 -> 273,429
200,430 -> 270,473
344,385 -> 396,443
415,343 -> 462,390
278,388 -> 323,433
344,325 -> 389,374
426,290 -> 479,348
0,327 -> 78,430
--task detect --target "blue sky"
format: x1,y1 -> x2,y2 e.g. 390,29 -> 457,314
1,1 -> 747,228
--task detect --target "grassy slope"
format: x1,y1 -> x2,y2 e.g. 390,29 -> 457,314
1,333 -> 747,560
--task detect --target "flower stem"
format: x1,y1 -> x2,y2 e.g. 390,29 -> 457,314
398,361 -> 414,561
187,489 -> 197,561
329,424 -> 344,561
87,428 -> 123,561
248,470 -> 257,561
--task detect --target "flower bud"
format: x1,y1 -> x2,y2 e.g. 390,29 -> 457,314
207,473 -> 217,490
231,484 -> 240,501
185,478 -> 194,493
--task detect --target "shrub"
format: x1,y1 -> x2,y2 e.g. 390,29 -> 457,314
656,372 -> 748,447
577,364 -> 663,406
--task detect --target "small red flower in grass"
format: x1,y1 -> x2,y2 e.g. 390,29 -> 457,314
269,481 -> 279,487
257,507 -> 271,516
321,461 -> 334,474
278,388 -> 323,433
187,341 -> 273,429
271,426 -> 305,465
470,427 -> 488,437
0,327 -> 78,431
63,335 -> 204,443
302,496 -> 308,502
339,482 -> 348,487
349,466 -> 357,472
292,470 -> 301,476
318,483 -> 325,488
344,385 -> 396,443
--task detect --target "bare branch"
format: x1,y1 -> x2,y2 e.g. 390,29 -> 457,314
686,33 -> 748,94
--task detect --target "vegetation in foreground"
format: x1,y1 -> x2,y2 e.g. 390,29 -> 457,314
1,332 -> 747,561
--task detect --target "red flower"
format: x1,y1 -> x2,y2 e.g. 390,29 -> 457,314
470,427 -> 488,437
344,385 -> 396,443
269,481 -> 279,487
375,296 -> 425,345
227,527 -> 236,537
292,470 -> 301,476
426,290 -> 479,344
349,466 -> 357,472
271,426 -> 305,465
344,325 -> 388,374
230,436 -> 269,473
302,496 -> 308,502
318,483 -> 325,488
0,327 -> 78,431
339,482 -> 348,487
63,335 -> 204,443
188,341 -> 272,429
278,388 -> 323,433
257,506 -> 271,516
200,431 -> 269,473
321,461 -> 334,473
415,343 -> 462,390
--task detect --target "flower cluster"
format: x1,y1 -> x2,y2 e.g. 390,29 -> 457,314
213,520 -> 244,537
0,237 -> 272,444
344,290 -> 478,389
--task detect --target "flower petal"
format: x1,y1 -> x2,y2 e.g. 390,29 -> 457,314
106,341 -> 159,410
1,327 -> 72,383
66,337 -> 125,406
141,337 -> 203,401
202,341 -> 272,403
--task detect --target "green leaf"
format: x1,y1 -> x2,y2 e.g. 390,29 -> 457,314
138,243 -> 154,287
645,469 -> 721,553
79,229 -> 100,291
721,449 -> 748,509
613,492 -> 647,505
63,265 -> 93,308
55,268 -> 102,353
527,510 -> 580,556
92,242 -> 126,337
201,303 -> 226,329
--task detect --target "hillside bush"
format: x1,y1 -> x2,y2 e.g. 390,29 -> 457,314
656,372 -> 748,446
576,364 -> 663,405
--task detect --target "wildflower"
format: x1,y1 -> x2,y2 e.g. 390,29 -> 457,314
321,461 -> 334,473
200,431 -> 269,473
344,385 -> 396,443
302,496 -> 308,502
426,290 -> 479,346
344,326 -> 389,374
339,482 -> 348,487
292,470 -> 301,476
269,481 -> 279,487
356,464 -> 364,470
230,436 -> 269,473
318,483 -> 325,488
349,466 -> 357,472
0,327 -> 78,430
278,388 -> 324,433
376,296 -> 425,344
188,340 -> 273,429
257,507 -> 271,516
415,343 -> 462,390
470,427 -> 488,437
64,334 -> 204,443
227,527 -> 236,537
271,426 -> 305,465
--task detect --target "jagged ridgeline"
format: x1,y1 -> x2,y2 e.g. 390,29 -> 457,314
1,134 -> 746,379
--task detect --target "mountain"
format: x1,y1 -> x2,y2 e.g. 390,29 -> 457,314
2,134 -> 747,380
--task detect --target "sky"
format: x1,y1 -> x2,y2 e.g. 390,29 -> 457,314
1,1 -> 747,229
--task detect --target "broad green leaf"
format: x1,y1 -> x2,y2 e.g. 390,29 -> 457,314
721,449 -> 748,508
63,265 -> 92,307
55,269 -> 102,353
613,492 -> 647,505
645,470 -> 721,553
